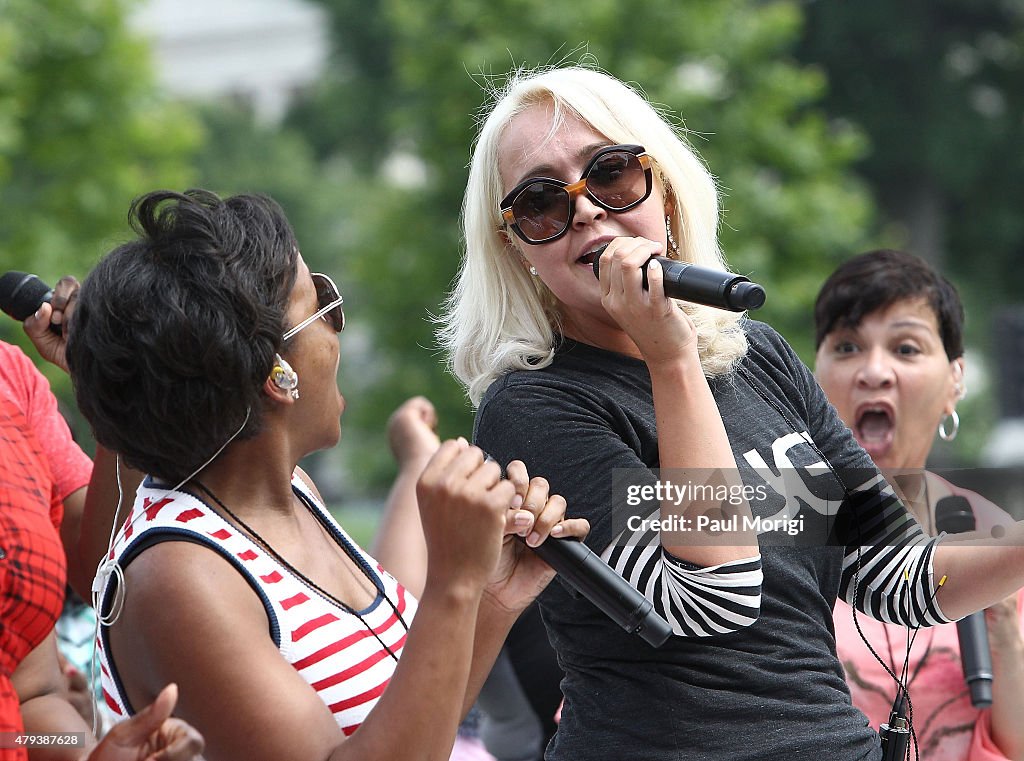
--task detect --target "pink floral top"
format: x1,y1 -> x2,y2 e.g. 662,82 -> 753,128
833,476 -> 1024,760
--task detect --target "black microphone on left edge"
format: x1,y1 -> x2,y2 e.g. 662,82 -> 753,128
0,271 -> 62,335
485,454 -> 672,648
934,495 -> 994,708
591,244 -> 766,312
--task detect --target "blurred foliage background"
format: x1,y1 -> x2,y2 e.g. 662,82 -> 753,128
2,0 -> 1022,512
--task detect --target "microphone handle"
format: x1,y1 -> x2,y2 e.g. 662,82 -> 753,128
653,258 -> 766,311
19,291 -> 62,336
956,611 -> 994,708
935,496 -> 994,708
590,247 -> 765,311
525,535 -> 672,648
40,291 -> 63,336
36,291 -> 63,337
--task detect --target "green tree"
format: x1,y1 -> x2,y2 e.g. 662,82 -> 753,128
796,0 -> 1024,461
289,0 -> 878,488
0,0 -> 200,402
798,0 -> 1024,300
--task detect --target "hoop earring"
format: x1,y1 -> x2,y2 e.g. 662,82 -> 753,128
938,410 -> 959,442
666,216 -> 679,256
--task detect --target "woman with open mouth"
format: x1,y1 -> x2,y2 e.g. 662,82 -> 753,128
815,248 -> 1024,761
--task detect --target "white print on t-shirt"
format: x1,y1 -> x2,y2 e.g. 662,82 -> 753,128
742,431 -> 837,531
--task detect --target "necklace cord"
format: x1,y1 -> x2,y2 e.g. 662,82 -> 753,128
192,479 -> 409,661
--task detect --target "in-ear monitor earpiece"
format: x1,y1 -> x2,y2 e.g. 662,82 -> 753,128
271,354 -> 300,400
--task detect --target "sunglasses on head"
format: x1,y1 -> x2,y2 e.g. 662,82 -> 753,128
500,144 -> 653,245
283,272 -> 345,341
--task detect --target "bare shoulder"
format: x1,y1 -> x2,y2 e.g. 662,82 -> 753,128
109,539 -> 270,702
110,539 -> 343,761
110,540 -> 270,675
121,538 -> 264,610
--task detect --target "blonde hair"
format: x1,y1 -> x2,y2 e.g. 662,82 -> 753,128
439,65 -> 748,406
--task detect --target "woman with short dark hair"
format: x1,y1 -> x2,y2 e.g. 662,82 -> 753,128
67,188 -> 586,761
815,249 -> 1024,760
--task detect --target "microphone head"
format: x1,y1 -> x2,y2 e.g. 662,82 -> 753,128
934,495 -> 976,534
0,271 -> 53,321
729,281 -> 767,311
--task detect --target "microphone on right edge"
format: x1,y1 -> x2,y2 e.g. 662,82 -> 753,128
934,495 -> 994,708
591,245 -> 766,312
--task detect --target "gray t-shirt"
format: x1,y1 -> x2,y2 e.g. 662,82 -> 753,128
474,320 -> 944,761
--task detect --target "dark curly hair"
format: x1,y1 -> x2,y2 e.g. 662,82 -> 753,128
67,189 -> 299,482
814,249 -> 965,361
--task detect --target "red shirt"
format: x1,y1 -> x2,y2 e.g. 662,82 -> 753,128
0,342 -> 92,504
0,397 -> 67,756
0,342 -> 90,759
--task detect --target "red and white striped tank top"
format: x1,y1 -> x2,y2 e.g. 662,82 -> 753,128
96,474 -> 416,737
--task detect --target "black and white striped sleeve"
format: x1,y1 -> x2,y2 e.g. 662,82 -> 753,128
601,525 -> 762,637
838,473 -> 952,627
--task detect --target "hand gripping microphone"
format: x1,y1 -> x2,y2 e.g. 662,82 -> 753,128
0,271 -> 62,334
486,455 -> 672,647
591,245 -> 766,312
934,495 -> 994,708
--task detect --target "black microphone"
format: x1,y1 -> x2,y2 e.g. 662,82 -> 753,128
484,454 -> 671,647
0,271 -> 62,335
526,535 -> 672,648
934,495 -> 994,708
591,245 -> 766,311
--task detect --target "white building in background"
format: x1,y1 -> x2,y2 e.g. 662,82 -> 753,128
129,0 -> 330,123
